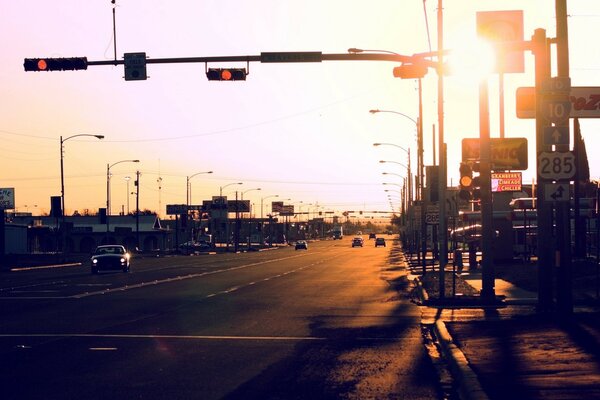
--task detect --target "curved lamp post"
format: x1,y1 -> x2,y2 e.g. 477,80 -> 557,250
219,182 -> 243,197
60,134 -> 104,220
107,159 -> 139,232
187,170 -> 213,207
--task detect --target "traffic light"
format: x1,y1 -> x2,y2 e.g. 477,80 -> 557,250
471,162 -> 482,201
206,68 -> 247,81
24,57 -> 88,72
392,63 -> 428,79
459,162 -> 473,201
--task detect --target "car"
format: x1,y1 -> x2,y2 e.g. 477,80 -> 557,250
351,237 -> 364,247
295,240 -> 308,250
368,233 -> 377,240
90,245 -> 131,274
179,240 -> 211,252
375,238 -> 386,247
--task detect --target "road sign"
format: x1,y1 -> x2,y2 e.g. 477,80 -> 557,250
540,94 -> 572,124
538,151 -> 576,181
543,126 -> 569,146
517,86 -> 600,119
260,52 -> 322,63
541,77 -> 571,93
545,183 -> 570,202
124,52 -> 147,81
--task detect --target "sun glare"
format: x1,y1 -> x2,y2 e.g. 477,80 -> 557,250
446,38 -> 496,81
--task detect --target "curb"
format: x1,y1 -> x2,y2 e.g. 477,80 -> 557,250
433,320 -> 490,400
411,271 -> 489,400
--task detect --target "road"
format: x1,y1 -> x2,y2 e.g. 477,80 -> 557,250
0,237 -> 440,400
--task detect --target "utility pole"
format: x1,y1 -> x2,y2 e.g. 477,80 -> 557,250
534,28 -> 554,312
437,0 -> 448,298
555,0 -> 573,316
135,170 -> 140,250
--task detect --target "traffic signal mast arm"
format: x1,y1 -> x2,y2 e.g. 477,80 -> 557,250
25,51 -> 420,70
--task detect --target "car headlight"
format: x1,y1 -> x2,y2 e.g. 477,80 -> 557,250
120,257 -> 126,264
92,259 -> 98,264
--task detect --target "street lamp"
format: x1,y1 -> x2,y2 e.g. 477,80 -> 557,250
219,182 -> 243,197
241,188 -> 261,200
107,159 -> 139,232
124,176 -> 131,215
60,134 -> 104,220
186,170 -> 213,207
260,194 -> 279,220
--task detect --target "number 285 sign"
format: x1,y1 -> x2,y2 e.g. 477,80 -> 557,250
538,151 -> 576,181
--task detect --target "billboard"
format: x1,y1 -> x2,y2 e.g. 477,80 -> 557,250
462,138 -> 528,170
0,188 -> 15,209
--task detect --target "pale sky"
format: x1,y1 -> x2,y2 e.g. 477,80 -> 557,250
2,1 -> 600,218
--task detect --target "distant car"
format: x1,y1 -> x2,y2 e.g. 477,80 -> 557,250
91,245 -> 130,274
375,238 -> 386,247
179,241 -> 211,252
351,237 -> 364,247
295,240 -> 308,250
368,233 -> 376,239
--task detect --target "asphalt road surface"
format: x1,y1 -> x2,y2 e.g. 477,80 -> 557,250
0,237 -> 440,399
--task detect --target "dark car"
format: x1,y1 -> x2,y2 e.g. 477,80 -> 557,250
351,237 -> 364,247
91,245 -> 131,274
375,238 -> 386,247
295,240 -> 308,250
368,233 -> 377,240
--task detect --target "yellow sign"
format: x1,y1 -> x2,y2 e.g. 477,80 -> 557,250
462,138 -> 528,170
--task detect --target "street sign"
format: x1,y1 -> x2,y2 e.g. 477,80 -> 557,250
124,52 -> 147,81
545,183 -> 570,202
541,77 -> 571,93
538,151 -> 576,181
166,204 -> 187,215
517,86 -> 600,119
425,205 -> 439,225
260,52 -> 322,63
543,126 -> 569,146
540,94 -> 572,124
491,172 -> 522,192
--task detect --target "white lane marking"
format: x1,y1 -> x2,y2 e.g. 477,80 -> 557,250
10,263 -> 82,272
71,253 -> 311,299
0,333 -> 399,342
203,259 -> 330,299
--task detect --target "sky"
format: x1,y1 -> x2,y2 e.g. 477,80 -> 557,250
2,0 -> 600,220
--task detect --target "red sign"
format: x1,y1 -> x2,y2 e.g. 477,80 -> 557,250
517,86 -> 600,119
492,172 -> 522,192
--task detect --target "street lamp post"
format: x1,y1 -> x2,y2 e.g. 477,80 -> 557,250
124,176 -> 131,215
185,170 -> 213,245
60,134 -> 104,223
219,182 -> 243,197
260,194 -> 278,246
370,105 -> 427,274
107,159 -> 139,234
218,182 -> 242,248
186,171 -> 213,208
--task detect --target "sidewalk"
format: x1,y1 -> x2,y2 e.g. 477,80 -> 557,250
405,252 -> 600,400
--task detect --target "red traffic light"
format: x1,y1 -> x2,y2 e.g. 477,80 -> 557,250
24,57 -> 88,72
206,68 -> 247,81
393,63 -> 428,79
